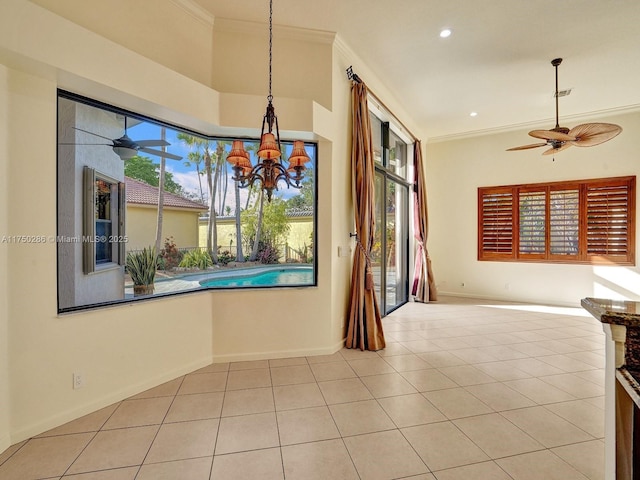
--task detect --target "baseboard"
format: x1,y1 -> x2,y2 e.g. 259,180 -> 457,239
436,290 -> 581,308
212,340 -> 345,363
10,356 -> 214,444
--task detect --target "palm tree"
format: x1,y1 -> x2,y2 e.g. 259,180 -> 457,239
205,146 -> 218,263
179,133 -> 218,262
184,151 -> 205,204
214,141 -> 232,220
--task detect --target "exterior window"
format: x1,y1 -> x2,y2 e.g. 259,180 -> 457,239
58,91 -> 317,312
478,176 -> 636,265
82,167 -> 125,274
95,178 -> 114,263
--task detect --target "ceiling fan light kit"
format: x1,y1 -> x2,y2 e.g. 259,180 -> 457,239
507,58 -> 622,155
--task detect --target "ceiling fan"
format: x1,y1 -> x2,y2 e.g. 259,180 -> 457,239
62,117 -> 182,161
507,58 -> 622,155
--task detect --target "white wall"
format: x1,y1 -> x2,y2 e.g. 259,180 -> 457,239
426,110 -> 640,306
31,0 -> 215,87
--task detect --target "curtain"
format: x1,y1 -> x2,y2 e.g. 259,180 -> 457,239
346,81 -> 385,351
411,140 -> 438,302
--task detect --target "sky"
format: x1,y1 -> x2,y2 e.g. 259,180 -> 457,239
125,118 -> 316,210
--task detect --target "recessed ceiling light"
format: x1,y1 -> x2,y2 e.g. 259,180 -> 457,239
470,112 -> 478,117
440,28 -> 452,38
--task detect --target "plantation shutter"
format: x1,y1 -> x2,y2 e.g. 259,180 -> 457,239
518,190 -> 546,257
549,188 -> 579,258
479,188 -> 514,259
586,178 -> 635,263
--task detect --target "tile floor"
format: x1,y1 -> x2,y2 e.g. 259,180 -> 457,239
0,296 -> 605,479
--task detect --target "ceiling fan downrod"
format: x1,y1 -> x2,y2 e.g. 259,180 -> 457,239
551,58 -> 563,132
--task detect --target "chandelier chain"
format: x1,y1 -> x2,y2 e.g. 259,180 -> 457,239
268,0 -> 273,102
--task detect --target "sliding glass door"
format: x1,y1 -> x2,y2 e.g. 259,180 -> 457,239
370,113 -> 410,314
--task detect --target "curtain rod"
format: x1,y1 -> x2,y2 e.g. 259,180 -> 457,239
346,66 -> 418,143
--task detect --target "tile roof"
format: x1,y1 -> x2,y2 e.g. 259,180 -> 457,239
125,177 -> 208,211
212,205 -> 313,221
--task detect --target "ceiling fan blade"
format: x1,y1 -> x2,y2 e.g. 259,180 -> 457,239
542,142 -> 573,155
506,142 -> 547,151
529,129 -> 575,142
135,139 -> 170,148
59,143 -> 113,146
139,147 -> 183,160
568,123 -> 623,147
73,127 -> 115,143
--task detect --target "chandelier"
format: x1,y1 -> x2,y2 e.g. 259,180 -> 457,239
226,0 -> 310,202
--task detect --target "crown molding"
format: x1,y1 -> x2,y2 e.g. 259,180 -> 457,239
213,17 -> 335,44
169,0 -> 215,27
427,104 -> 640,144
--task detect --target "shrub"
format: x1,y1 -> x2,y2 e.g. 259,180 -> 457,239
159,237 -> 182,270
179,249 -> 212,269
218,249 -> 235,266
258,242 -> 280,264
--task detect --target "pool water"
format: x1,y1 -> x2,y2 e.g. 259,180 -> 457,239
199,267 -> 313,287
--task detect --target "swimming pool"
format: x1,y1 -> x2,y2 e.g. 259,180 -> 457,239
199,266 -> 314,287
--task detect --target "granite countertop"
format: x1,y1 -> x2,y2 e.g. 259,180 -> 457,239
582,297 -> 640,406
581,297 -> 640,327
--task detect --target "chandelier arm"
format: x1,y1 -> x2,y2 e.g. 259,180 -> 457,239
273,114 -> 282,153
277,173 -> 304,189
247,174 -> 265,189
233,159 -> 305,191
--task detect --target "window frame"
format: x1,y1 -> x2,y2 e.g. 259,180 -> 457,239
368,102 -> 413,315
57,90 -> 318,313
478,176 -> 636,265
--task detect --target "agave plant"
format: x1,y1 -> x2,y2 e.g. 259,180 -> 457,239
126,246 -> 158,292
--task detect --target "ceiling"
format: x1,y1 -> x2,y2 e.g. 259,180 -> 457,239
193,0 -> 640,140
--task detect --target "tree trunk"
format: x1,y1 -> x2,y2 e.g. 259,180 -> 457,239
205,151 -> 216,262
209,149 -> 220,264
155,128 -> 166,253
234,180 -> 244,263
221,161 -> 229,216
196,162 -> 204,204
250,189 -> 264,261
245,184 -> 256,211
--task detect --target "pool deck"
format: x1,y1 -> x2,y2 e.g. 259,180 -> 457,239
125,264 -> 313,296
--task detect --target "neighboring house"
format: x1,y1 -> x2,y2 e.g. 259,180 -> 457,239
125,177 -> 208,251
199,206 -> 313,260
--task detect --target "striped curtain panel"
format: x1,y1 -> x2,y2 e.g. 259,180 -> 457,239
411,140 -> 438,302
346,81 -> 385,351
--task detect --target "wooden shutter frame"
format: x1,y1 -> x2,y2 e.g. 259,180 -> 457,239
478,176 -> 635,265
478,186 -> 516,260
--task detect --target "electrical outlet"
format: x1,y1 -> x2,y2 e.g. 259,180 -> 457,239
73,372 -> 84,390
